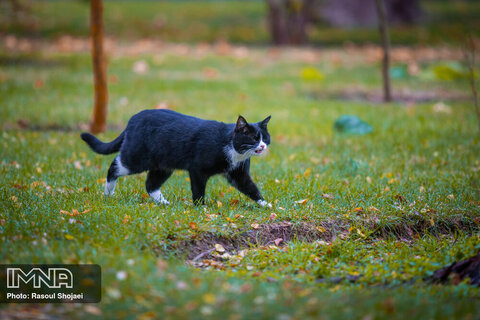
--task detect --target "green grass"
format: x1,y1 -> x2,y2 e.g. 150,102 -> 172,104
1,0 -> 479,45
2,21 -> 480,320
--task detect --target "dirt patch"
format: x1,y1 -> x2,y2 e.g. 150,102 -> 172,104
162,216 -> 479,262
309,88 -> 469,104
178,221 -> 342,260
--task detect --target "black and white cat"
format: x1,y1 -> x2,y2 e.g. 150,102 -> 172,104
81,109 -> 272,207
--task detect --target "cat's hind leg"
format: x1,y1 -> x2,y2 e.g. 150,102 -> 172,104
105,155 -> 130,195
146,169 -> 173,205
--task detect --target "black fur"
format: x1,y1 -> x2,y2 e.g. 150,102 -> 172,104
81,109 -> 271,205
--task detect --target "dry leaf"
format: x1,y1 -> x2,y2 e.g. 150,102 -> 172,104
122,215 -> 130,224
230,199 -> 239,205
295,199 -> 308,205
214,243 -> 225,253
65,234 -> 74,240
274,238 -> 283,246
251,223 -> 260,229
74,161 -> 82,170
189,222 -> 198,230
216,201 -> 223,208
133,60 -> 149,74
304,168 -> 311,178
155,101 -> 170,109
34,79 -> 44,89
322,193 -> 334,200
269,212 -> 278,221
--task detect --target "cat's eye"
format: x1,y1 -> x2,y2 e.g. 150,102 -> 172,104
255,133 -> 260,141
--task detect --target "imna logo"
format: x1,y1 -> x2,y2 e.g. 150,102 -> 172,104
7,268 -> 73,289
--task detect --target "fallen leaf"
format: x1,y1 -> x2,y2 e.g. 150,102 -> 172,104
274,238 -> 283,246
65,234 -> 74,240
304,168 -> 311,178
230,199 -> 239,205
155,101 -> 170,109
133,60 -> 149,74
122,215 -> 130,224
216,201 -> 223,208
251,223 -> 260,229
214,243 -> 225,253
301,66 -> 324,81
33,79 -> 44,89
189,222 -> 198,230
203,293 -> 216,304
269,212 -> 278,221
316,226 -> 326,233
295,199 -> 308,205
322,193 -> 334,200
203,67 -> 218,79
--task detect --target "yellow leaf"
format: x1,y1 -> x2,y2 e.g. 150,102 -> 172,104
65,234 -> 74,240
430,218 -> 435,226
316,226 -> 326,233
301,67 -> 324,81
203,293 -> 216,304
304,168 -> 311,178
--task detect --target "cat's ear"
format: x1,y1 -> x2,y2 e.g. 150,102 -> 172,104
235,115 -> 249,133
259,115 -> 271,129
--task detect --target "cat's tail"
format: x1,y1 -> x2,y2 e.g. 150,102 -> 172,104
80,131 -> 125,155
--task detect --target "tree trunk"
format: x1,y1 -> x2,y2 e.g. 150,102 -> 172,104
89,0 -> 108,134
267,0 -> 289,45
266,0 -> 310,45
374,0 -> 392,102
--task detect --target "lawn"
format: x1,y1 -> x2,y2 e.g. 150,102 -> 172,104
1,1 -> 480,319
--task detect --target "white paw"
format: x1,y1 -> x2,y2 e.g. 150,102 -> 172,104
149,190 -> 169,205
257,200 -> 272,208
159,199 -> 170,205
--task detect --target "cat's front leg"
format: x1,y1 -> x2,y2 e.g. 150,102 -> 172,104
189,171 -> 209,205
226,166 -> 271,208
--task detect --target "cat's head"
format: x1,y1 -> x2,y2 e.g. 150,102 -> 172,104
232,115 -> 271,156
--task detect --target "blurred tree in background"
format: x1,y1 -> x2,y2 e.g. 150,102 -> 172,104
267,0 -> 423,45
